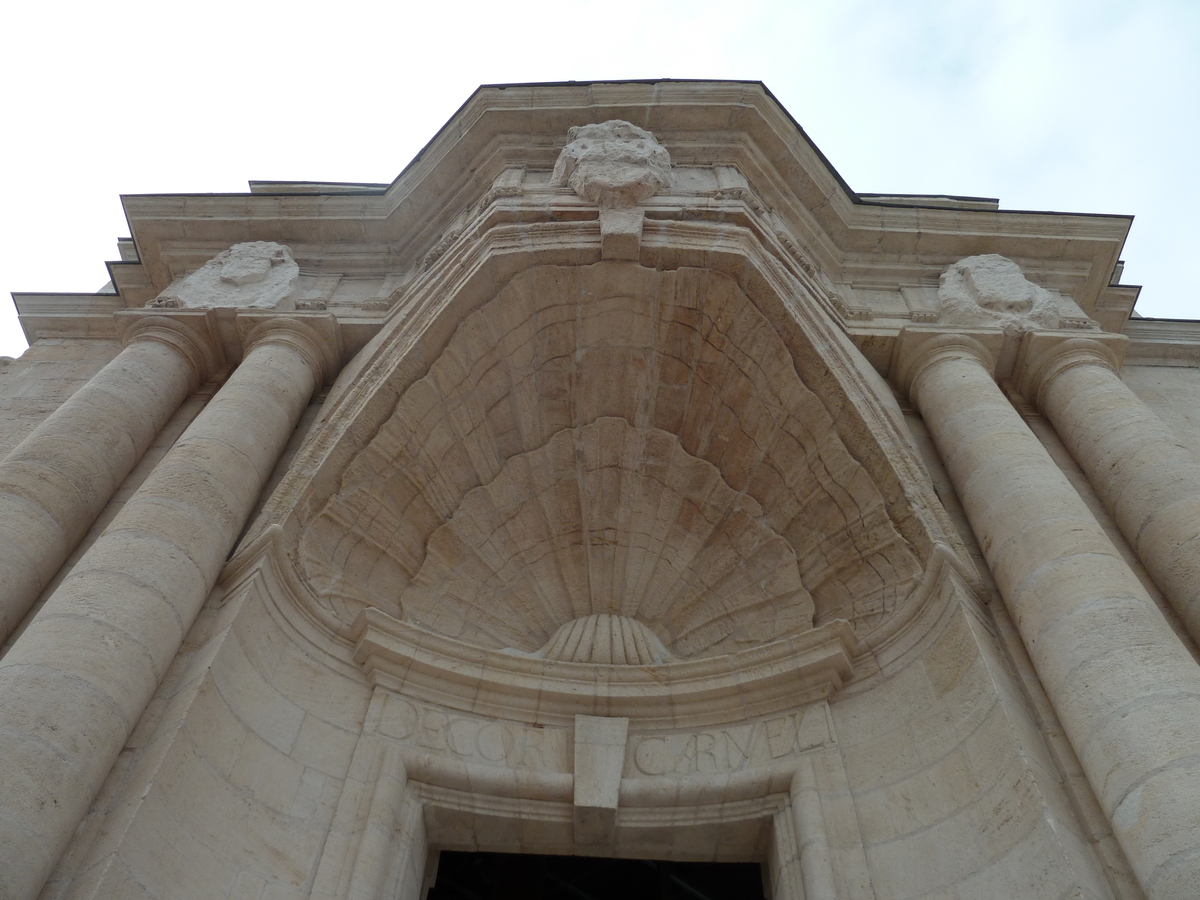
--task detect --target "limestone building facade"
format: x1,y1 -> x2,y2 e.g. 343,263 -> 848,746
2,80 -> 1199,900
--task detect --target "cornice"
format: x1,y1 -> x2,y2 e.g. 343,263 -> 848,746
351,607 -> 858,730
1121,318 -> 1200,366
112,81 -> 1133,328
11,293 -> 125,342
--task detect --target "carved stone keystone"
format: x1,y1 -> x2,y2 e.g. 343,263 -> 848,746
573,715 -> 629,845
553,121 -> 671,261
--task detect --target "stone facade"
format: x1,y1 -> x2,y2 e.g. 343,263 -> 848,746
1,80 -> 1198,900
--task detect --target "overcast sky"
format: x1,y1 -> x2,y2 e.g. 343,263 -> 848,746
2,0 -> 1196,358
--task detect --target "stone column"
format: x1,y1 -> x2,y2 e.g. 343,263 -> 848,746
0,315 -> 339,900
896,330 -> 1200,900
1021,334 -> 1200,646
0,312 -> 219,644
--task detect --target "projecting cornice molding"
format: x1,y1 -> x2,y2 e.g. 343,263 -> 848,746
103,81 -> 1134,331
351,607 -> 858,730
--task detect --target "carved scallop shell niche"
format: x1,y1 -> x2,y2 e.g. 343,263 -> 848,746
301,263 -> 922,721
402,418 -> 814,660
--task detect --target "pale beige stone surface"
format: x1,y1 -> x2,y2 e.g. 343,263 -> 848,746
936,253 -> 1086,330
896,331 -> 1200,898
299,263 -> 923,645
1024,338 -> 1200,647
0,339 -> 120,457
6,83 -> 1198,900
151,242 -> 300,310
0,315 -> 217,646
1123,364 -> 1200,456
0,316 -> 334,899
573,715 -> 629,845
551,120 -> 671,208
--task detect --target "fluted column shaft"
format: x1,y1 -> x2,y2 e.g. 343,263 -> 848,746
0,317 -> 334,900
901,333 -> 1200,900
0,314 -> 217,643
1029,337 -> 1200,646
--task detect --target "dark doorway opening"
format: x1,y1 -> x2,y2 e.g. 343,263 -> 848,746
426,851 -> 767,900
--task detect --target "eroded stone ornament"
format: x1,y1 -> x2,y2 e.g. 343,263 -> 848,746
552,120 -> 672,207
150,241 -> 300,309
936,253 -> 1088,330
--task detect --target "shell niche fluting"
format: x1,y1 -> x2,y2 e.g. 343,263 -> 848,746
299,263 -> 923,658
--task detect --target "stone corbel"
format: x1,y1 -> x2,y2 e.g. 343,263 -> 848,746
598,207 -> 645,261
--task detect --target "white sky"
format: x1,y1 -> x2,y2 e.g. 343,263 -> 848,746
1,0 -> 1196,358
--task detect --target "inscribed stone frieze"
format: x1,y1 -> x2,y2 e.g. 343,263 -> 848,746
375,694 -> 572,772
626,703 -> 833,777
372,692 -> 832,779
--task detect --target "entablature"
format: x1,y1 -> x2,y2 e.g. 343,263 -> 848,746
95,81 -> 1133,335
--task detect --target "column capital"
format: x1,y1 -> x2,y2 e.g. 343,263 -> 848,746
114,309 -> 225,388
236,312 -> 343,386
891,327 -> 1004,404
1013,331 -> 1128,409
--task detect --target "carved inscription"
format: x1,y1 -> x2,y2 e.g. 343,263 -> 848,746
375,695 -> 570,771
629,704 -> 832,777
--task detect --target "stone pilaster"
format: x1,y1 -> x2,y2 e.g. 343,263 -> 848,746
1019,333 -> 1200,648
0,311 -> 220,644
0,314 -> 339,900
790,758 -> 836,900
895,329 -> 1200,900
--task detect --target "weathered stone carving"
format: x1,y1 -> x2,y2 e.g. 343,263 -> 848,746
552,120 -> 671,207
150,241 -> 299,309
300,265 -> 923,636
399,418 -> 815,659
936,253 -> 1091,330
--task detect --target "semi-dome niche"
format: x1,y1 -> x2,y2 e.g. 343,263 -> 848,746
299,263 -> 924,660
402,417 -> 814,659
